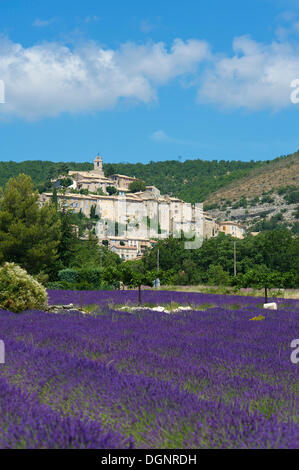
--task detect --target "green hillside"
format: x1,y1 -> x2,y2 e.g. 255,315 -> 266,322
0,151 -> 297,203
0,161 -> 93,193
103,159 -> 265,203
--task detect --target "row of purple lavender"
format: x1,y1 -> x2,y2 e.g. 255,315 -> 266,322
0,290 -> 298,448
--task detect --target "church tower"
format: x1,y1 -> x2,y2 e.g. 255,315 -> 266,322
94,154 -> 104,176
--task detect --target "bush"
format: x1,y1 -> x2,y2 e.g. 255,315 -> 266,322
284,190 -> 299,204
57,268 -> 78,284
0,263 -> 48,313
261,195 -> 274,204
207,264 -> 231,286
46,280 -> 117,291
57,268 -> 105,290
129,180 -> 146,193
58,268 -> 103,289
33,271 -> 49,286
203,203 -> 219,211
46,281 -> 66,290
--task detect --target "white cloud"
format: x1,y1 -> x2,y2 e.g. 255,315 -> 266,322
33,18 -> 57,27
151,130 -> 169,142
198,35 -> 299,110
0,37 -> 209,120
2,32 -> 299,119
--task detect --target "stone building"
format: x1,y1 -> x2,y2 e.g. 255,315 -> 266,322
217,221 -> 245,239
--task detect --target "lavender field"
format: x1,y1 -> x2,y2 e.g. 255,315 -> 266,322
0,289 -> 298,449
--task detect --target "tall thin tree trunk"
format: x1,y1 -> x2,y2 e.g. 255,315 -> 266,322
264,286 -> 268,304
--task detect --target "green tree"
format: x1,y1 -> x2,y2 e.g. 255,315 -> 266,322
52,186 -> 58,210
207,264 -> 231,286
56,207 -> 78,269
143,237 -> 191,274
120,260 -> 156,304
234,266 -> 286,303
0,174 -> 61,275
129,180 -> 146,193
102,265 -> 121,288
90,204 -> 98,219
106,186 -> 118,195
60,177 -> 73,188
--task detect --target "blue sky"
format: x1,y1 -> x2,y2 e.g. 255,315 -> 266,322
1,0 -> 299,164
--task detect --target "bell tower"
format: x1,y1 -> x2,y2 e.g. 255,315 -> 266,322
94,154 -> 104,176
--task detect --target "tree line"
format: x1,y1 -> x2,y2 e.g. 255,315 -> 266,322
0,174 -> 298,294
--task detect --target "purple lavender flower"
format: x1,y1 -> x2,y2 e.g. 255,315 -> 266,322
0,290 -> 298,449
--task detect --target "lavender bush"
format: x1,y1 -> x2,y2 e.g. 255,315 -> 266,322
0,289 -> 298,448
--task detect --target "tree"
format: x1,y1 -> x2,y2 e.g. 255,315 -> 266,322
60,177 -> 73,188
0,174 -> 61,275
207,264 -> 231,286
56,207 -> 78,269
143,236 -> 190,273
129,180 -> 146,193
104,164 -> 117,177
79,188 -> 89,195
102,265 -> 121,289
106,186 -> 118,195
120,261 -> 156,304
52,186 -> 58,210
234,266 -> 287,303
90,204 -> 98,219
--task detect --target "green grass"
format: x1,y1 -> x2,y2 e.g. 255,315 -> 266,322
77,304 -> 106,315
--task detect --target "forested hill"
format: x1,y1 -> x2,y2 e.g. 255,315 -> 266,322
0,161 -> 93,191
103,159 -> 264,203
0,151 -> 297,203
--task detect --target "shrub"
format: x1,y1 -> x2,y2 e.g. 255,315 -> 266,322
106,186 -> 118,195
58,268 -> 104,288
46,281 -> 66,290
203,203 -> 219,211
57,268 -> 78,284
33,271 -> 49,286
261,195 -> 274,204
56,268 -> 114,290
284,190 -> 299,204
46,280 -> 117,291
129,180 -> 146,193
207,264 -> 231,286
0,263 -> 48,313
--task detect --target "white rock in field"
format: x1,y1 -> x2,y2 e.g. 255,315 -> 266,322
177,306 -> 192,311
152,306 -> 166,312
263,302 -> 277,310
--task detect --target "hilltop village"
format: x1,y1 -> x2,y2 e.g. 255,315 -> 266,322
40,155 -> 245,260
